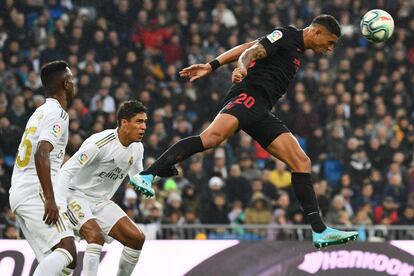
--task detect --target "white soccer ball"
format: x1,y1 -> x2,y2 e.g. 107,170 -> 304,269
360,9 -> 394,43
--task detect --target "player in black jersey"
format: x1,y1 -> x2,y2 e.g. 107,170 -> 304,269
130,15 -> 358,248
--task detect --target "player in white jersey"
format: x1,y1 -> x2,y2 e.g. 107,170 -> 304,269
56,100 -> 148,276
9,61 -> 77,275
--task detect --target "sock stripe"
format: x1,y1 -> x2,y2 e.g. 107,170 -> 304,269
85,249 -> 102,255
55,248 -> 73,265
61,268 -> 72,275
122,248 -> 140,263
123,254 -> 138,263
307,211 -> 319,216
85,244 -> 103,257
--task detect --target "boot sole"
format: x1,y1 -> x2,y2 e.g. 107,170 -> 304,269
313,233 -> 358,249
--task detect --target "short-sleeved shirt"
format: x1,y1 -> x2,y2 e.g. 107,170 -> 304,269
228,26 -> 305,106
56,129 -> 144,203
10,98 -> 69,199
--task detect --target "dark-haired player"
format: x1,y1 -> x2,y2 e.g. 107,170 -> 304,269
56,101 -> 148,275
132,15 -> 358,248
10,61 -> 77,275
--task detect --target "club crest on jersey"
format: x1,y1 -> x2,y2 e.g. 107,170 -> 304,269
50,123 -> 61,137
267,30 -> 283,43
128,157 -> 134,166
78,153 -> 89,165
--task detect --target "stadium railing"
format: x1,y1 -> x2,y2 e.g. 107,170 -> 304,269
156,224 -> 414,241
2,223 -> 413,241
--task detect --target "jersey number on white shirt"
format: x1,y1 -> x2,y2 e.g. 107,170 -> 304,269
16,126 -> 37,168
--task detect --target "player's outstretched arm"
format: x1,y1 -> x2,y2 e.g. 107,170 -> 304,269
179,40 -> 257,82
232,42 -> 267,83
35,141 -> 59,225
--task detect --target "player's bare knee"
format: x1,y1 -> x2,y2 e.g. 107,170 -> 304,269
201,131 -> 224,149
84,230 -> 105,245
81,222 -> 105,245
127,230 -> 145,250
291,154 -> 312,172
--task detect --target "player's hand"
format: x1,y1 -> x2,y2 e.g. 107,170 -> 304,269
179,63 -> 212,82
232,67 -> 247,83
43,198 -> 59,225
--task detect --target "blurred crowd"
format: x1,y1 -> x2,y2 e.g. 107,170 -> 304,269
1,0 -> 414,240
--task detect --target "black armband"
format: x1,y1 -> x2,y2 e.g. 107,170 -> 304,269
208,59 -> 221,71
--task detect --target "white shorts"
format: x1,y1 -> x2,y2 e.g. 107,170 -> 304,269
9,192 -> 74,261
66,195 -> 126,242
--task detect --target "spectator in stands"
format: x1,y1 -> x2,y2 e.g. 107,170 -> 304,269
225,163 -> 251,208
200,192 -> 229,224
3,224 -> 19,239
352,203 -> 373,225
325,195 -> 351,225
270,158 -> 292,190
245,192 -> 272,225
374,196 -> 399,225
383,173 -> 408,207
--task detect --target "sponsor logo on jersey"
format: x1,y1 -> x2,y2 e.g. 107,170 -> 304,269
293,58 -> 301,72
98,167 -> 125,180
78,153 -> 89,165
267,30 -> 283,43
50,123 -> 61,137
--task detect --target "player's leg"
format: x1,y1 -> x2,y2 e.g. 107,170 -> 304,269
143,112 -> 238,174
94,201 -> 145,276
245,112 -> 357,248
265,132 -> 325,231
265,132 -> 358,248
13,195 -> 77,276
130,112 -> 239,196
67,197 -> 104,276
109,217 -> 145,276
78,220 -> 105,276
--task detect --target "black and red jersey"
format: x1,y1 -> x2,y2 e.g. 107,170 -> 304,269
231,26 -> 305,106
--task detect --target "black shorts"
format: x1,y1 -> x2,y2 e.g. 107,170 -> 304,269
220,87 -> 290,149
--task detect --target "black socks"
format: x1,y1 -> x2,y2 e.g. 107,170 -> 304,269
141,135 -> 204,177
292,172 -> 326,233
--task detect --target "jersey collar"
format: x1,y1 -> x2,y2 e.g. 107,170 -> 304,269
115,128 -> 129,149
46,98 -> 62,108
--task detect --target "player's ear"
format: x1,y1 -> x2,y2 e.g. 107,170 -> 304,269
63,77 -> 70,91
121,118 -> 128,126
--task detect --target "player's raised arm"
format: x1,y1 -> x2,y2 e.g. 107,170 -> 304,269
232,42 -> 268,83
179,40 -> 257,82
35,141 -> 59,225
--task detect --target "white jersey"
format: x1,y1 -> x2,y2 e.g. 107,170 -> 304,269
10,98 -> 69,200
57,129 -> 144,202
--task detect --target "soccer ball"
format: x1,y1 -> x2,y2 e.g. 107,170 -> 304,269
360,9 -> 394,43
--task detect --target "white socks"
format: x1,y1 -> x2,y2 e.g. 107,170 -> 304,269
33,248 -> 73,276
83,243 -> 103,276
116,247 -> 141,276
